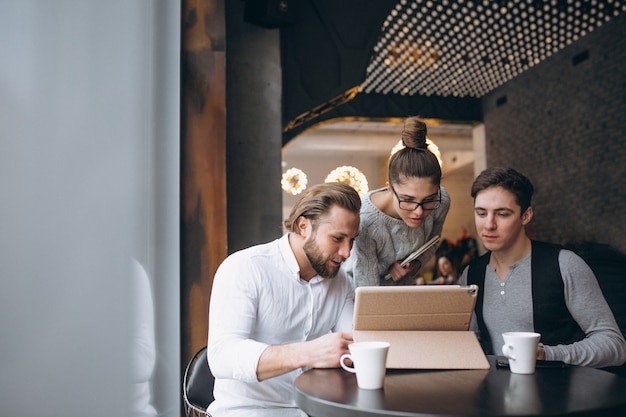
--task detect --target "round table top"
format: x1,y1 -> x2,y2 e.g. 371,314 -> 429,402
295,356 -> 626,417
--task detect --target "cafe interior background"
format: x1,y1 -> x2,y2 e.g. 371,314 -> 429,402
1,1 -> 625,416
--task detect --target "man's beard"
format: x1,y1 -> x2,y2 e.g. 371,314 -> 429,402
303,235 -> 341,279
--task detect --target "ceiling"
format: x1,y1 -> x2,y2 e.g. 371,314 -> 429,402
283,119 -> 474,154
281,0 -> 625,163
362,0 -> 626,98
283,119 -> 477,176
278,0 -> 626,142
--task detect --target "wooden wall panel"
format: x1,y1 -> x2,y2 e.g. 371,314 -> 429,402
181,0 -> 226,371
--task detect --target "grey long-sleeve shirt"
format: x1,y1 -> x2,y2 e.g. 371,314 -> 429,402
459,249 -> 626,368
343,186 -> 450,290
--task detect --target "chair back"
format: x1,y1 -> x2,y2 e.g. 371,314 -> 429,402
183,346 -> 215,417
567,242 -> 626,376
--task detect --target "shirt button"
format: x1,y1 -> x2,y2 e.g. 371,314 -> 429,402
500,291 -> 505,295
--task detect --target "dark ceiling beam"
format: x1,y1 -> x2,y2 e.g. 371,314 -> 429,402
280,0 -> 483,146
280,0 -> 397,144
279,0 -> 626,145
282,92 -> 482,142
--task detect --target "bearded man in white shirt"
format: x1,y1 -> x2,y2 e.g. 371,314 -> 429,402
207,182 -> 361,417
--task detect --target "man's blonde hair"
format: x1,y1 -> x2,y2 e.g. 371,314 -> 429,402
283,183 -> 361,233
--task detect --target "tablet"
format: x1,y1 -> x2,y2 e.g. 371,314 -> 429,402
383,235 -> 440,280
352,285 -> 489,369
353,284 -> 478,332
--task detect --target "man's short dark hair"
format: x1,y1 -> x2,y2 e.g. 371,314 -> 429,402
471,167 -> 534,214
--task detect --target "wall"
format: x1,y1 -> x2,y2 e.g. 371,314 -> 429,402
226,0 -> 284,252
482,13 -> 626,254
440,164 -> 478,243
180,0 -> 227,377
0,2 -> 180,416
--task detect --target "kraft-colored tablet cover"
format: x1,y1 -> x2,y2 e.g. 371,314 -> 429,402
353,285 -> 490,369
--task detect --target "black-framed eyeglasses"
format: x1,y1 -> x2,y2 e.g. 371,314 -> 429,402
389,184 -> 441,211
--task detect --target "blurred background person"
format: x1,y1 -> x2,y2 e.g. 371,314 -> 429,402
431,253 -> 459,285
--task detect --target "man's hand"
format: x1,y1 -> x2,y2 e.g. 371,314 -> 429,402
305,332 -> 354,369
256,332 -> 353,381
536,345 -> 546,360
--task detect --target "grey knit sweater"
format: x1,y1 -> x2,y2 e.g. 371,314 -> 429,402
342,186 -> 450,290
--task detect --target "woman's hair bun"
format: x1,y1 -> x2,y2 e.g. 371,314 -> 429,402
401,116 -> 428,150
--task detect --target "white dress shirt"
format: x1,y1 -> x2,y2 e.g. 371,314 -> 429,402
207,234 -> 354,417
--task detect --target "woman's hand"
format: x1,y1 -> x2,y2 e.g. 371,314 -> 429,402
387,260 -> 422,283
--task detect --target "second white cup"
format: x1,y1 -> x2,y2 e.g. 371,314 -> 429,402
340,341 -> 390,389
501,332 -> 541,374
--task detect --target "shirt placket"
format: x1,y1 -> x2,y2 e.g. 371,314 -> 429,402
302,280 -> 314,340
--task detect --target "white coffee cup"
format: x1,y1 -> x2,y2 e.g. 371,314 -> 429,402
501,332 -> 541,374
340,341 -> 390,389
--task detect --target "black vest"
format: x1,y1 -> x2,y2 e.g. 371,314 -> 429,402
467,240 -> 585,354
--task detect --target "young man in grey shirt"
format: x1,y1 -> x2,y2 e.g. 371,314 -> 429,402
458,167 -> 625,368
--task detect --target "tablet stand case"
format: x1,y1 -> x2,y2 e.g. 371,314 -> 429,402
353,285 -> 490,370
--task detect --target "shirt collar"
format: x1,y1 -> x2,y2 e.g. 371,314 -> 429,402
279,233 -> 303,282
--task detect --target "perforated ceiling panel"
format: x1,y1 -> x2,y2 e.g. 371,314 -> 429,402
361,0 -> 626,98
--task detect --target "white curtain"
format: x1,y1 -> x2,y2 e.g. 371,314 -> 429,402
0,1 -> 180,416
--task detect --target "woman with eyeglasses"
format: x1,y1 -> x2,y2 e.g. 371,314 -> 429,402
343,116 -> 450,289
